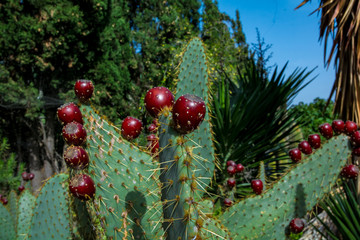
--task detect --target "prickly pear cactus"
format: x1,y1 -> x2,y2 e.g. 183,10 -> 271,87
17,190 -> 36,240
0,203 -> 16,240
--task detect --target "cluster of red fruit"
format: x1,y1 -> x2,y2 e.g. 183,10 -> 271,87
0,172 -> 34,205
57,80 -> 95,201
289,120 -> 359,179
223,160 -> 246,207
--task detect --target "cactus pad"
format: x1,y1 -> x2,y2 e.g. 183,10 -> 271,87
17,190 -> 36,240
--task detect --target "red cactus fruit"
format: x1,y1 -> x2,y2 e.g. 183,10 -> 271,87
353,147 -> 360,156
226,160 -> 236,167
28,173 -> 35,180
57,102 -> 83,125
74,79 -> 94,102
236,163 -> 244,173
69,174 -> 96,200
153,118 -> 159,125
289,148 -> 302,163
18,185 -> 25,192
289,218 -> 305,234
1,197 -> 8,205
318,123 -> 333,139
62,122 -> 87,146
172,94 -> 206,134
227,178 -> 236,188
341,165 -> 359,179
345,120 -> 357,135
22,172 -> 29,181
64,146 -> 89,170
224,198 -> 232,207
332,120 -> 345,134
144,87 -> 174,117
251,179 -> 263,195
298,141 -> 312,155
147,139 -> 159,155
227,165 -> 236,176
351,131 -> 360,147
147,134 -> 157,142
147,123 -> 157,133
121,116 -> 143,140
308,134 -> 321,149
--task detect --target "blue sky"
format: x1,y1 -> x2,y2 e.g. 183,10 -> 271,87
217,0 -> 335,105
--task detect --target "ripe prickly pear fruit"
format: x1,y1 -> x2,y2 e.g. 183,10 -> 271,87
289,148 -> 302,163
121,116 -> 143,140
341,165 -> 359,179
351,131 -> 360,147
69,174 -> 96,200
251,179 -> 263,195
308,134 -> 321,149
235,163 -> 244,173
22,172 -> 29,181
147,134 -> 157,142
74,79 -> 94,102
147,123 -> 157,133
224,198 -> 232,207
332,120 -> 345,134
18,185 -> 25,192
298,141 -> 312,155
227,178 -> 236,188
64,146 -> 89,170
144,87 -> 174,117
345,120 -> 357,135
353,147 -> 360,156
57,102 -> 83,125
62,122 -> 87,146
289,218 -> 305,233
172,94 -> 206,134
226,160 -> 236,167
319,123 -> 333,139
147,139 -> 159,155
1,197 -> 8,205
28,173 -> 35,180
227,165 -> 236,176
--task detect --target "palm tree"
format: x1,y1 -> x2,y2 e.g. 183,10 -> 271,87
297,0 -> 360,123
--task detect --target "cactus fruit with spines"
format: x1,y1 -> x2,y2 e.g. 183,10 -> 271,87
0,38 -> 358,240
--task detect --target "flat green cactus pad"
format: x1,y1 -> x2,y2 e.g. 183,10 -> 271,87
8,190 -> 17,230
81,105 -> 164,239
220,134 -> 352,239
0,203 -> 16,240
17,190 -> 36,240
29,173 -> 71,240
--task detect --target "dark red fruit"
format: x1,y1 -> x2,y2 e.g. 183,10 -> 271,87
147,123 -> 157,133
236,163 -> 244,173
28,173 -> 35,180
332,120 -> 345,134
289,148 -> 302,163
345,121 -> 357,135
153,118 -> 159,126
1,197 -> 8,205
308,134 -> 321,149
22,172 -> 29,181
351,131 -> 360,147
147,139 -> 159,155
62,122 -> 87,146
226,160 -> 236,167
289,218 -> 305,233
227,165 -> 236,175
74,79 -> 94,101
251,179 -> 263,195
318,123 -> 333,139
298,141 -> 312,155
341,165 -> 359,179
144,87 -> 174,117
64,146 -> 89,170
172,94 -> 206,134
353,147 -> 360,156
121,117 -> 143,140
57,102 -> 83,125
18,185 -> 25,192
147,134 -> 157,142
224,198 -> 232,207
227,178 -> 236,188
69,174 -> 96,200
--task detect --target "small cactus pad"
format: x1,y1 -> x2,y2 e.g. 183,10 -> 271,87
174,37 -> 215,197
8,190 -> 18,230
81,105 -> 164,239
17,190 -> 36,240
220,135 -> 352,239
0,203 -> 16,240
29,173 -> 71,240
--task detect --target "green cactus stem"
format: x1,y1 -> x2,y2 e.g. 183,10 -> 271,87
0,202 -> 16,240
17,190 -> 36,240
